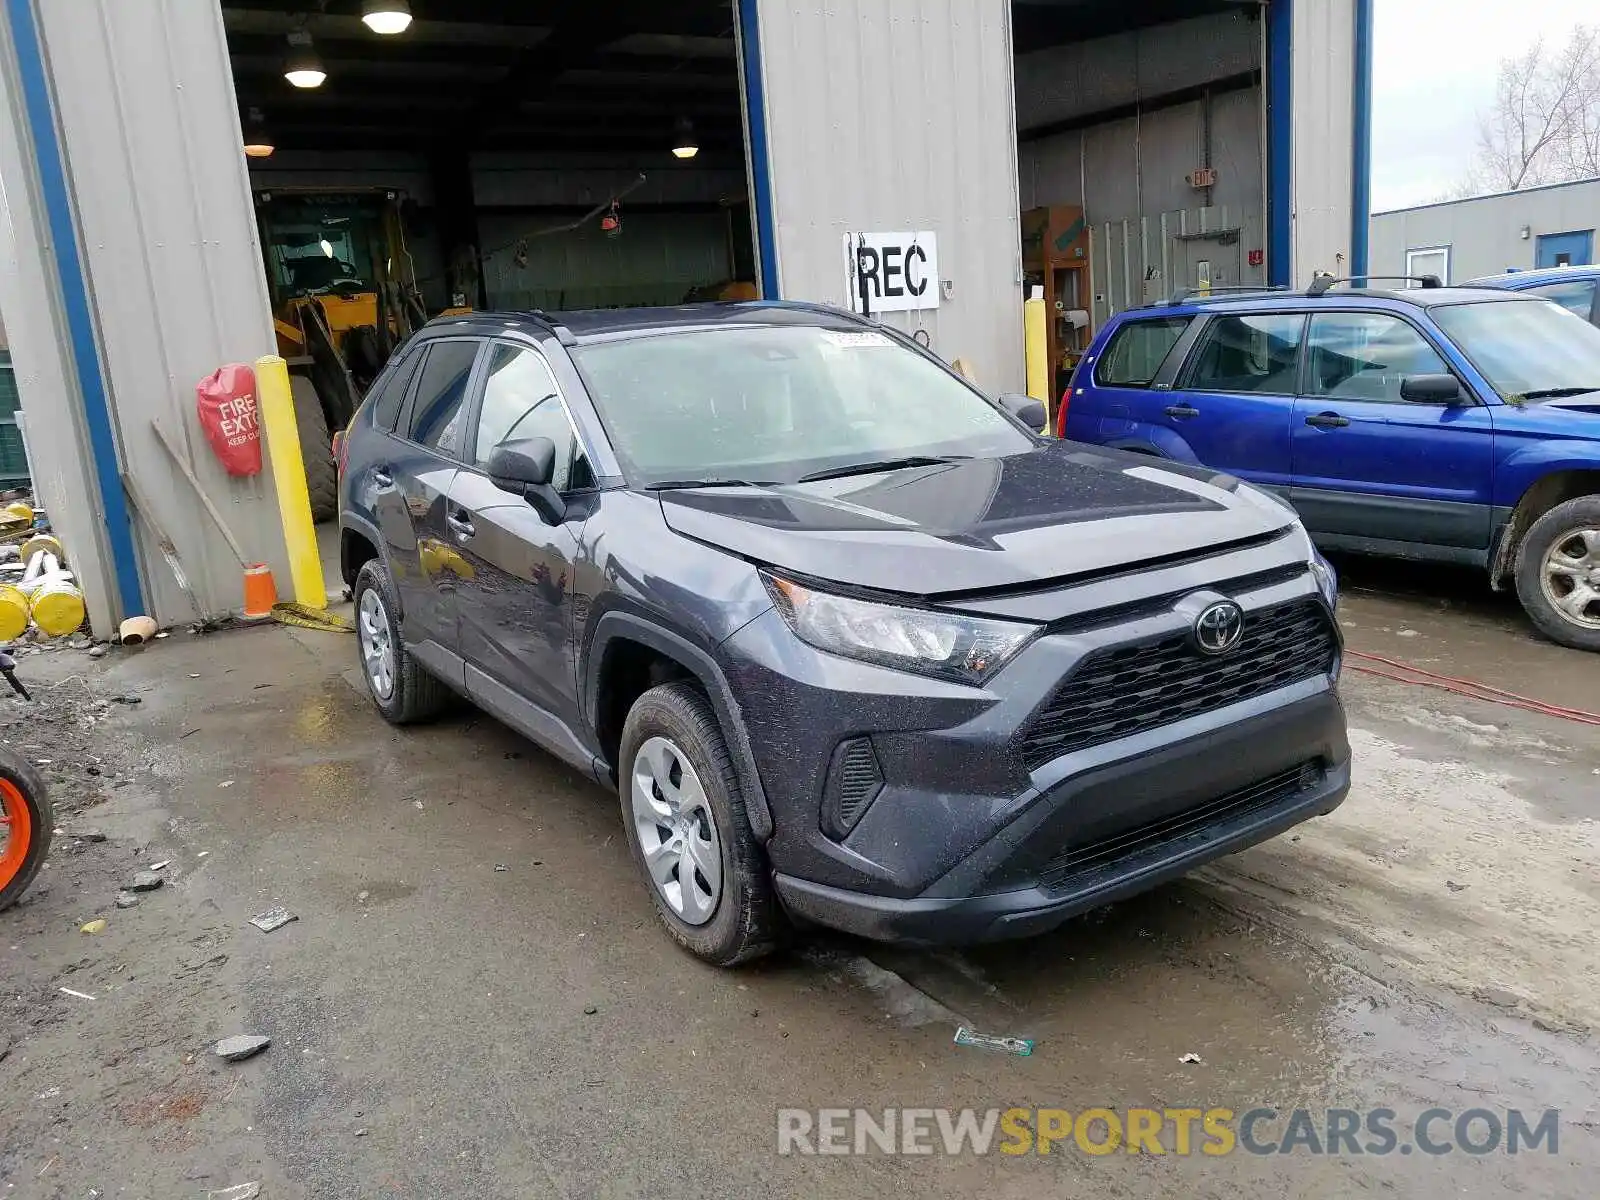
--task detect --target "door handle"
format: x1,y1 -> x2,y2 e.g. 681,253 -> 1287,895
372,468 -> 394,487
1304,412 -> 1350,429
1163,404 -> 1200,420
446,510 -> 476,541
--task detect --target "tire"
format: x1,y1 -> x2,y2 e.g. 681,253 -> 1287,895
1514,495 -> 1600,651
352,559 -> 450,723
618,681 -> 782,966
290,373 -> 338,523
0,752 -> 51,912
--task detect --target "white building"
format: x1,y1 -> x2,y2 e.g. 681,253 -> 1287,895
0,0 -> 1373,635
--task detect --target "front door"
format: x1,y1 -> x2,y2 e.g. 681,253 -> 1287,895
446,341 -> 593,762
1290,311 -> 1495,551
384,337 -> 483,663
1166,311 -> 1304,488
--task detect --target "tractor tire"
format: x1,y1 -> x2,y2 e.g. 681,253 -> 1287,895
290,374 -> 338,523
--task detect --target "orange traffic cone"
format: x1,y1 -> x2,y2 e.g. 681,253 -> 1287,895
242,563 -> 277,621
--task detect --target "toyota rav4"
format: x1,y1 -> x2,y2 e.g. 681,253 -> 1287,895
338,303 -> 1349,965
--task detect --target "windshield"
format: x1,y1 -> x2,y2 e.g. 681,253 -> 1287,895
570,325 -> 1033,485
1432,300 -> 1600,401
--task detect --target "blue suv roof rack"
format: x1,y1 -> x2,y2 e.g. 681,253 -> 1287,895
1160,284 -> 1290,306
1307,274 -> 1442,297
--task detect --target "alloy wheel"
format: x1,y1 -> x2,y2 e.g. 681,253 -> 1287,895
630,735 -> 723,926
358,588 -> 396,701
1540,527 -> 1600,630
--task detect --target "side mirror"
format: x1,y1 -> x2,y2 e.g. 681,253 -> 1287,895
1400,374 -> 1465,404
488,436 -> 565,524
997,392 -> 1048,431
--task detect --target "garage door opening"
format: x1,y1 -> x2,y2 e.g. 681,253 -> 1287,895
1012,0 -> 1271,402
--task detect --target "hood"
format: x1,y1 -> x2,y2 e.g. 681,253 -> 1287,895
658,442 -> 1296,598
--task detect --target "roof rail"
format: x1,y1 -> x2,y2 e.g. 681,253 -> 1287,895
512,308 -> 577,345
1307,274 -> 1442,297
1162,284 -> 1290,305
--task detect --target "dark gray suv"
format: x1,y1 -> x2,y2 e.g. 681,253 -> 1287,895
338,303 -> 1349,965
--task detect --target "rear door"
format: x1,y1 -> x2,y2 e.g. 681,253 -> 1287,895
382,337 -> 485,668
1164,311 -> 1304,487
1289,310 -> 1495,551
445,340 -> 593,762
1063,315 -> 1195,445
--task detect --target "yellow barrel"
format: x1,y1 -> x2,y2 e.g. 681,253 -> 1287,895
30,577 -> 85,638
20,534 -> 63,564
0,584 -> 28,640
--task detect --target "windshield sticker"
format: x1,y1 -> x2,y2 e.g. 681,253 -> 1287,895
820,330 -> 895,349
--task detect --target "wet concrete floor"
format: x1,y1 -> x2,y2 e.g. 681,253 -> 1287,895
1,557 -> 1597,1197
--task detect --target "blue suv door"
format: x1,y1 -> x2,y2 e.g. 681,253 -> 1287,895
1161,311 -> 1303,487
1290,310 -> 1495,551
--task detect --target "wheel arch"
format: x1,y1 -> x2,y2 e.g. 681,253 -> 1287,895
584,612 -> 774,842
1490,468 -> 1600,589
340,516 -> 384,594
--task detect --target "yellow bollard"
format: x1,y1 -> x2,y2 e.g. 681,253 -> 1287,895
1024,286 -> 1050,433
254,356 -> 326,609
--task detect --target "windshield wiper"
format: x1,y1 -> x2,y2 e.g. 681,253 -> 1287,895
1520,386 -> 1600,400
796,455 -> 968,484
649,478 -> 777,490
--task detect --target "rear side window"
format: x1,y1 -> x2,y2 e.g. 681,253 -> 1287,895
370,347 -> 422,432
404,339 -> 480,457
1094,317 -> 1192,387
1527,278 -> 1598,320
1185,314 -> 1306,395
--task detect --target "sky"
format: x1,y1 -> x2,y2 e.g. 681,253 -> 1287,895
1373,0 -> 1597,211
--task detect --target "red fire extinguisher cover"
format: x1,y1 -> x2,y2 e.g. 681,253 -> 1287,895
195,363 -> 262,477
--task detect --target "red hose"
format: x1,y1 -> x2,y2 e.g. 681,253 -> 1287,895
1345,648 -> 1600,726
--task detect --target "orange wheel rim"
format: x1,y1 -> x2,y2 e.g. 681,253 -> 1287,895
0,777 -> 32,889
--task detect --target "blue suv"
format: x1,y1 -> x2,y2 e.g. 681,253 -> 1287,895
1465,265 -> 1600,327
1060,279 -> 1600,651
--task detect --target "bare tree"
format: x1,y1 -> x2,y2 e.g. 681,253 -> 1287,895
1469,28 -> 1600,193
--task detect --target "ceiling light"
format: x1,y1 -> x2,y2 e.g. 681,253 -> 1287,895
242,107 -> 274,158
284,31 -> 326,89
319,238 -> 335,258
361,0 -> 412,35
672,117 -> 699,160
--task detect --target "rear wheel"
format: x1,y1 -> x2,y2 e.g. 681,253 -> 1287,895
352,560 -> 450,723
618,682 -> 781,965
290,374 -> 338,523
0,753 -> 51,911
1514,495 -> 1600,651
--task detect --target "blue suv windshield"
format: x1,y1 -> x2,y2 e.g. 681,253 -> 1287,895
1432,300 -> 1600,401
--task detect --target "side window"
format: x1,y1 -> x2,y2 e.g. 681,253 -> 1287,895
370,346 -> 422,432
1528,279 -> 1598,320
1093,317 -> 1193,387
474,343 -> 591,491
1185,314 -> 1306,395
1305,313 -> 1451,403
404,339 -> 480,457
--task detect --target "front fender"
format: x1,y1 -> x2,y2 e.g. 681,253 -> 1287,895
1493,442 -> 1600,507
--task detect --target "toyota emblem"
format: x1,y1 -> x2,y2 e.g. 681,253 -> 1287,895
1194,600 -> 1245,655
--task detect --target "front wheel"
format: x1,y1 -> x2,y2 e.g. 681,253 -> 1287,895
618,682 -> 782,966
0,753 -> 51,911
1514,495 -> 1600,651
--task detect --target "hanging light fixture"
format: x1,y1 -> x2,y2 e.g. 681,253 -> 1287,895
242,107 -> 275,158
671,117 -> 699,160
361,0 -> 412,35
283,30 -> 326,89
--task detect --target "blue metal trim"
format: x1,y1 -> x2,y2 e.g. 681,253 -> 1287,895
1351,0 -> 1374,278
5,0 -> 143,619
1267,0 -> 1294,288
737,0 -> 780,299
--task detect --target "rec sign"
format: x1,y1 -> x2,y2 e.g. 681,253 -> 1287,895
844,231 -> 940,315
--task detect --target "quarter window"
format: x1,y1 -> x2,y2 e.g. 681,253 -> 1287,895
1094,317 -> 1192,388
474,343 -> 589,490
404,340 -> 480,457
1305,313 -> 1451,403
1185,314 -> 1306,395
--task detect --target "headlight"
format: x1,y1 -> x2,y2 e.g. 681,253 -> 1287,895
1310,554 -> 1338,610
762,573 -> 1038,684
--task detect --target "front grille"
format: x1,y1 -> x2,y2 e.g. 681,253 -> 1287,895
1038,761 -> 1323,890
1018,598 -> 1337,770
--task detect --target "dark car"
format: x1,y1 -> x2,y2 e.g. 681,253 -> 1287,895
338,303 -> 1349,965
1061,280 -> 1600,651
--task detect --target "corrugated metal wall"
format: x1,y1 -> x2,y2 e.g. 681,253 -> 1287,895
753,0 -> 1024,392
1291,0 -> 1356,284
1371,179 -> 1600,282
18,0 -> 287,626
